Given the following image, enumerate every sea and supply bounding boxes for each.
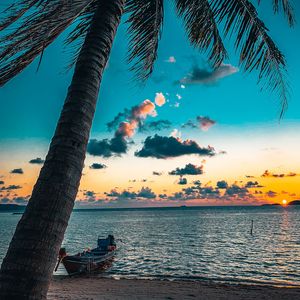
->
[1,206,300,286]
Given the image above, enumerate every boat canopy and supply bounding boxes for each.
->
[97,235,115,250]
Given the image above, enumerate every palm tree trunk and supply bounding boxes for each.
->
[0,1,125,299]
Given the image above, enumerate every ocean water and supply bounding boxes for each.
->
[1,206,300,286]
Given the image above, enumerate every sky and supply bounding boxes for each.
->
[0,1,300,208]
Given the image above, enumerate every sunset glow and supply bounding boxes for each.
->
[0,2,299,208]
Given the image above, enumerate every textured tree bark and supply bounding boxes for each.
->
[0,1,125,299]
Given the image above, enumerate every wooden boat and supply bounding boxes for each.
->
[56,235,117,275]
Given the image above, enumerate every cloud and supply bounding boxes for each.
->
[245,181,263,188]
[197,116,216,131]
[139,120,172,132]
[89,163,107,170]
[176,94,182,100]
[225,184,248,196]
[106,187,156,200]
[170,129,181,138]
[76,187,158,208]
[0,197,10,204]
[14,196,29,205]
[165,56,176,63]
[266,190,277,198]
[181,120,197,129]
[219,150,227,155]
[0,195,30,205]
[182,116,216,131]
[261,170,299,178]
[107,99,157,132]
[155,92,166,107]
[153,171,163,176]
[107,189,137,199]
[83,190,97,202]
[1,185,22,191]
[84,191,96,197]
[10,168,24,174]
[166,178,275,203]
[216,180,228,189]
[199,186,220,198]
[135,134,216,159]
[90,100,156,157]
[178,177,188,185]
[167,180,257,203]
[87,136,127,157]
[281,190,297,197]
[169,163,204,176]
[179,63,239,85]
[29,157,45,164]
[137,187,156,199]
[159,193,167,199]
[131,99,157,119]
[193,180,201,185]
[106,109,130,131]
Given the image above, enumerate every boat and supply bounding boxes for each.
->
[56,235,117,275]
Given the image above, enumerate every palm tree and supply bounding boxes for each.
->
[0,0,294,299]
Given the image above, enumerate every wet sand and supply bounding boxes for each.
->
[48,277,300,299]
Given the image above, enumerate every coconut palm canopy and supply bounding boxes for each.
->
[0,0,295,113]
[0,0,299,208]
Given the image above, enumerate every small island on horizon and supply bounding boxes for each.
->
[1,201,300,213]
[261,200,300,206]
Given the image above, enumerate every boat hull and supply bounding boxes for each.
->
[62,250,116,275]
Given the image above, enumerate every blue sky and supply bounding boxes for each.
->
[0,1,299,139]
[0,1,299,207]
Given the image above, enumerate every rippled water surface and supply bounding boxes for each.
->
[1,206,300,285]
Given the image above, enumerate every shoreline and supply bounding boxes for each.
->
[48,277,300,299]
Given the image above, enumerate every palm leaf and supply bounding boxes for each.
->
[0,0,42,31]
[0,0,94,86]
[272,0,295,26]
[175,0,228,67]
[257,0,295,26]
[213,0,289,117]
[65,0,99,69]
[126,0,164,81]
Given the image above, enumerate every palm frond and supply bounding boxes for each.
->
[257,0,295,26]
[272,0,295,26]
[176,0,228,67]
[65,0,99,69]
[126,0,164,81]
[213,0,289,117]
[0,0,41,31]
[0,0,94,86]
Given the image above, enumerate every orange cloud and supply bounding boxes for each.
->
[155,93,166,107]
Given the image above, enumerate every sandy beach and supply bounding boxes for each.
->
[48,277,300,300]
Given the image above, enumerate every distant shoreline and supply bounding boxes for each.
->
[48,277,300,300]
[1,203,300,213]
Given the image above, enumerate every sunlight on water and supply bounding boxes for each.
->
[1,206,300,285]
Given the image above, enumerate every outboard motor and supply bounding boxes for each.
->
[108,235,116,246]
[107,235,116,251]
